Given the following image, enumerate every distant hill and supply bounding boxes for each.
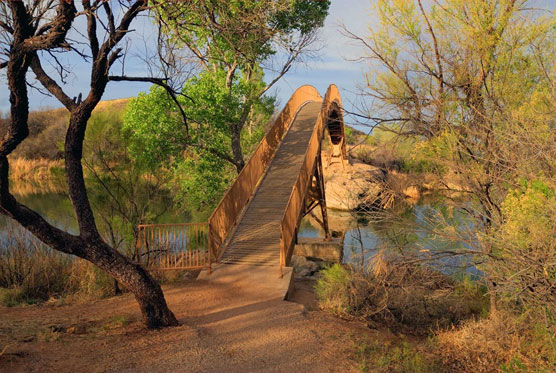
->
[1,98,131,160]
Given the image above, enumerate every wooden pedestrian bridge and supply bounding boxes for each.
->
[136,84,347,297]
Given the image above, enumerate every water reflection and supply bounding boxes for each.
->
[299,195,480,276]
[0,189,191,244]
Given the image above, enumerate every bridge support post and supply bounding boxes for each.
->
[302,151,331,240]
[315,151,331,240]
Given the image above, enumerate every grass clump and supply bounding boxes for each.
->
[0,223,124,306]
[101,314,134,331]
[436,312,556,372]
[354,338,439,373]
[315,252,487,334]
[0,226,73,305]
[315,264,352,317]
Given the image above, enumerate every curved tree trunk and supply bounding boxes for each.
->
[83,239,178,328]
[1,0,179,329]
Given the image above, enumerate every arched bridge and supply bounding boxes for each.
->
[136,85,346,284]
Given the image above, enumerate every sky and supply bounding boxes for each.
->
[0,0,375,122]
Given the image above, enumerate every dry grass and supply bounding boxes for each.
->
[8,158,63,182]
[436,311,556,372]
[0,224,121,306]
[316,252,488,335]
[0,225,73,305]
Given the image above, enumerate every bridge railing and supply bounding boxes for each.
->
[208,85,322,260]
[136,223,210,270]
[280,85,343,268]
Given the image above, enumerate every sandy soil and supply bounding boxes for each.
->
[0,278,379,372]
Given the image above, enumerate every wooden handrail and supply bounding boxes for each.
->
[208,85,322,260]
[280,84,344,268]
[136,223,210,271]
[138,222,209,228]
[136,84,345,273]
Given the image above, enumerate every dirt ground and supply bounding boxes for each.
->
[0,278,382,372]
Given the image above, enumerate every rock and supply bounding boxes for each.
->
[291,255,308,269]
[291,255,321,278]
[403,185,420,199]
[323,157,381,211]
[66,325,87,335]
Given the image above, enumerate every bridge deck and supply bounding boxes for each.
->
[220,101,322,265]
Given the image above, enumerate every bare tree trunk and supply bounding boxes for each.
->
[83,238,178,328]
[1,0,178,329]
[230,124,245,173]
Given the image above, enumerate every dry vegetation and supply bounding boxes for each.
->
[0,224,122,306]
[8,158,63,183]
[0,99,130,184]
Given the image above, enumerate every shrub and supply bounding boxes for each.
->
[0,225,73,305]
[436,311,556,372]
[488,178,556,315]
[316,252,488,334]
[314,264,354,316]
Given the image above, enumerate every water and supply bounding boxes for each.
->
[299,195,480,276]
[2,188,479,276]
[0,188,191,248]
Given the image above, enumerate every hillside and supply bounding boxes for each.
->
[1,98,131,160]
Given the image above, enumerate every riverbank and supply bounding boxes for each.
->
[322,146,466,212]
[0,276,397,372]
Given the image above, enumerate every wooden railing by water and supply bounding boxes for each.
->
[136,84,346,273]
[136,223,210,270]
[207,85,322,260]
[280,85,344,269]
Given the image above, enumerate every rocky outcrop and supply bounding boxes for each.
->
[322,156,382,211]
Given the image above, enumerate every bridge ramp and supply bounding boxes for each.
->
[219,101,322,266]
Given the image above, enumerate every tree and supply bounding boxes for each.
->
[124,69,274,209]
[0,0,178,329]
[151,0,331,172]
[348,0,556,314]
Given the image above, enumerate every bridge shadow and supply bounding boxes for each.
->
[182,297,284,327]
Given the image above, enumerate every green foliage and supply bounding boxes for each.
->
[123,87,186,168]
[157,0,330,68]
[182,68,274,157]
[85,108,174,251]
[488,177,556,314]
[172,155,231,210]
[500,178,556,251]
[314,264,352,316]
[124,69,274,209]
[354,339,439,373]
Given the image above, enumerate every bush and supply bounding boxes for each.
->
[0,225,73,304]
[0,223,124,305]
[315,264,353,316]
[316,252,488,334]
[436,311,556,372]
[489,178,556,315]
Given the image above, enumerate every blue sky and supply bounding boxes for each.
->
[0,0,375,122]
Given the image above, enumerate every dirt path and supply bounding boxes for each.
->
[0,278,375,372]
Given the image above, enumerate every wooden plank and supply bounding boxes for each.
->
[221,102,321,265]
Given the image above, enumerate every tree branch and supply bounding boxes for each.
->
[29,53,76,111]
